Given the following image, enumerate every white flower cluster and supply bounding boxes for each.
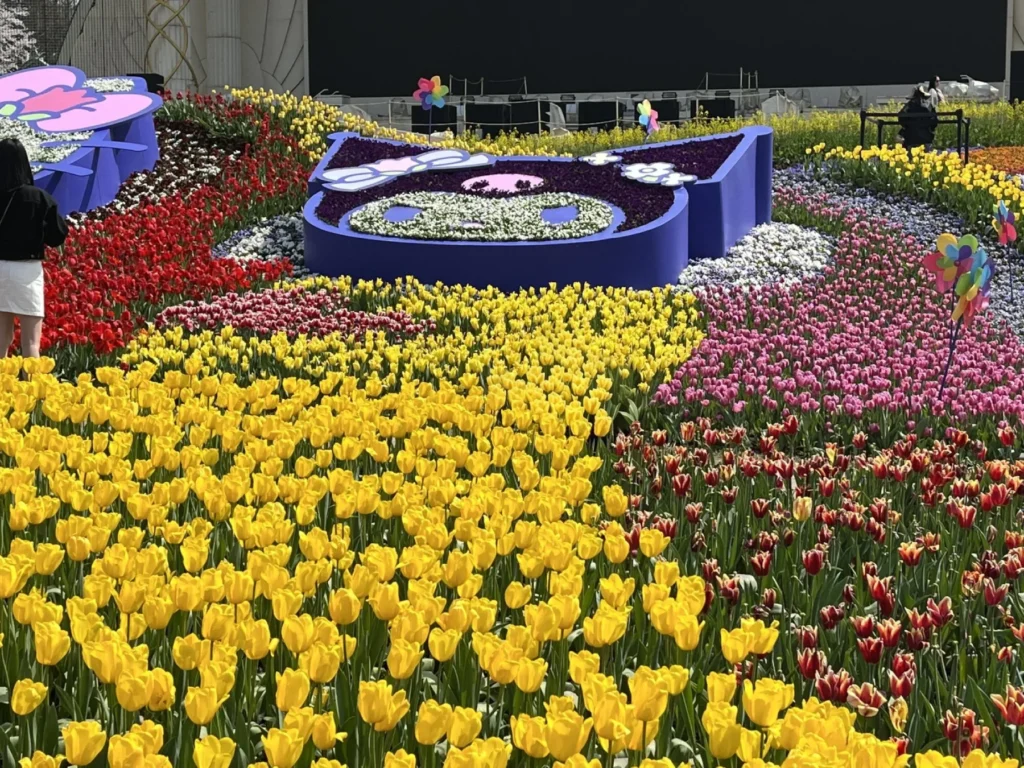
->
[678,222,833,292]
[621,162,695,188]
[214,213,307,275]
[350,191,613,242]
[0,115,93,170]
[579,151,621,166]
[83,77,138,93]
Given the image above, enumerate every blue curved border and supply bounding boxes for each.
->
[304,126,772,290]
[23,74,161,215]
[32,113,160,214]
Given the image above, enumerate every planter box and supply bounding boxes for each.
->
[304,126,773,290]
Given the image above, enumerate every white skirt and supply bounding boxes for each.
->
[0,260,45,317]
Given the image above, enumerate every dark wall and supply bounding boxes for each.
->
[309,1,1007,97]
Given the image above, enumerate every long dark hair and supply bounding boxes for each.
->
[929,76,940,91]
[0,138,34,192]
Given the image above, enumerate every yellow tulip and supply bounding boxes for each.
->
[447,706,483,748]
[629,666,670,722]
[387,639,424,680]
[415,700,453,745]
[275,668,311,712]
[62,721,107,766]
[115,670,152,712]
[193,735,236,768]
[706,671,738,703]
[262,728,304,768]
[511,714,550,758]
[312,712,346,751]
[34,621,71,665]
[741,678,794,728]
[384,750,416,768]
[184,686,227,725]
[545,709,593,761]
[11,679,48,715]
[106,734,146,768]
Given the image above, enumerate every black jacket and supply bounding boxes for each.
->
[897,101,938,148]
[0,185,69,261]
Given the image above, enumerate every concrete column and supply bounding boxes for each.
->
[206,0,241,89]
[144,0,196,93]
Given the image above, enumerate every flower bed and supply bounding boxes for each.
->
[969,146,1024,175]
[154,284,435,339]
[805,144,1022,234]
[4,84,1024,768]
[656,185,1024,435]
[608,416,1024,756]
[68,121,245,225]
[349,191,615,241]
[212,212,306,273]
[227,84,1024,167]
[678,221,833,290]
[125,277,704,388]
[778,167,1024,338]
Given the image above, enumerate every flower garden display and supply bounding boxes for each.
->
[304,129,772,289]
[4,80,1024,768]
[0,66,164,214]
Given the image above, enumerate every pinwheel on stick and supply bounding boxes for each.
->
[992,200,1018,304]
[637,99,659,142]
[924,233,995,397]
[413,75,450,143]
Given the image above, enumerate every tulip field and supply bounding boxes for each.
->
[6,88,1024,768]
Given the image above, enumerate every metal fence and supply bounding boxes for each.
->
[1,0,147,77]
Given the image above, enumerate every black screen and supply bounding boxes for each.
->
[308,1,1007,97]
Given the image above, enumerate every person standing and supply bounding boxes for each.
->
[0,138,68,358]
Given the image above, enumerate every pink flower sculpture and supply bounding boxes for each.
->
[0,66,163,133]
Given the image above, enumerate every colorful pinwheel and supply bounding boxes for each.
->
[923,232,977,293]
[993,200,1017,245]
[952,246,994,326]
[413,76,449,110]
[637,99,659,137]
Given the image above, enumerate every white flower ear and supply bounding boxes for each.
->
[580,151,622,166]
[322,167,393,193]
[418,150,495,171]
[319,148,495,192]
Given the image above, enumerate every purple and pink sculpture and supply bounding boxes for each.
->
[0,66,163,215]
[304,127,773,290]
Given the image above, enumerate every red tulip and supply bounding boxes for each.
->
[856,637,884,664]
[798,649,827,679]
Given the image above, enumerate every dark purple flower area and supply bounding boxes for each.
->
[622,135,742,176]
[315,135,742,231]
[325,138,421,170]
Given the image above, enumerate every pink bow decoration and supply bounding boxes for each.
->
[0,66,163,133]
